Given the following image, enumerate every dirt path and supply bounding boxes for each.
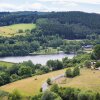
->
[42,74,65,92]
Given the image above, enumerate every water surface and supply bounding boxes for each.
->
[0,54,75,65]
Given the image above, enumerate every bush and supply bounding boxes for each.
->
[41,91,62,100]
[31,94,42,100]
[84,60,91,68]
[65,67,80,78]
[18,29,23,33]
[93,45,100,60]
[47,78,52,85]
[10,74,19,82]
[50,84,59,93]
[65,68,73,78]
[78,91,96,100]
[8,90,22,100]
[73,67,80,77]
[95,62,100,68]
[18,66,32,77]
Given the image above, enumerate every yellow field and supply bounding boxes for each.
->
[0,23,36,37]
[0,69,66,96]
[54,68,100,93]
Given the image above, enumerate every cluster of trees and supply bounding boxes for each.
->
[0,40,40,57]
[0,11,38,26]
[62,53,91,68]
[0,33,63,57]
[0,60,50,86]
[65,67,80,78]
[92,44,100,60]
[47,60,63,71]
[0,59,65,86]
[32,84,100,100]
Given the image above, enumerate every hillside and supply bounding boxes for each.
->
[0,11,100,39]
[0,69,66,96]
[54,68,100,92]
[0,68,100,96]
[0,23,36,37]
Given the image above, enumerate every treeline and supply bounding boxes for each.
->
[0,11,100,39]
[0,11,38,26]
[0,59,64,86]
[0,34,63,56]
[31,84,100,100]
[1,86,100,100]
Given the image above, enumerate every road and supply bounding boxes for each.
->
[42,74,65,92]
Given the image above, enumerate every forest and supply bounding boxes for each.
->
[0,11,100,57]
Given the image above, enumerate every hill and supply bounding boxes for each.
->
[54,68,100,93]
[0,11,100,39]
[0,23,36,37]
[0,69,66,96]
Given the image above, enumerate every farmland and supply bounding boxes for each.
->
[0,23,36,37]
[0,68,66,96]
[54,68,100,93]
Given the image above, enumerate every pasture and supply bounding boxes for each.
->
[0,23,36,37]
[0,68,66,96]
[54,68,100,93]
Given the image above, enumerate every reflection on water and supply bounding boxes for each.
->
[0,54,75,65]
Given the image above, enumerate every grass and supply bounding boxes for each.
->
[54,68,100,93]
[0,69,66,96]
[32,47,59,55]
[84,48,93,53]
[0,61,14,67]
[0,23,36,37]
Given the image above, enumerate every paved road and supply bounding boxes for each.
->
[42,74,65,92]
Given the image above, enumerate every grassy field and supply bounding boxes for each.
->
[0,69,66,96]
[32,47,59,55]
[0,61,14,67]
[54,68,100,93]
[0,23,36,37]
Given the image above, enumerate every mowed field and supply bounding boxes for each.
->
[0,23,36,37]
[54,68,100,93]
[0,69,66,96]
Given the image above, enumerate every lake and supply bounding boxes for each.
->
[0,54,75,65]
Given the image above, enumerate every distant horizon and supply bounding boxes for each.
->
[0,11,100,14]
[0,0,100,14]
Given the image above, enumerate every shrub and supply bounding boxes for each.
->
[65,67,80,78]
[41,91,62,100]
[18,66,32,77]
[78,91,96,100]
[10,74,19,82]
[95,62,100,68]
[65,68,73,78]
[73,67,80,77]
[50,84,59,93]
[8,90,22,100]
[18,29,23,33]
[47,78,52,85]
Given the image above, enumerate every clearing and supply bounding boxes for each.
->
[0,23,36,37]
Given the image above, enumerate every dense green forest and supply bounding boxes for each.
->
[0,11,100,38]
[0,11,100,56]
